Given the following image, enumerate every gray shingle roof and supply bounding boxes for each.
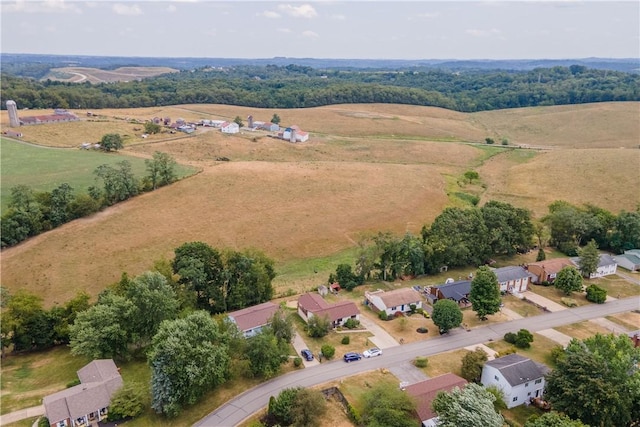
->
[437,280,471,302]
[485,354,549,387]
[493,266,532,283]
[570,254,618,269]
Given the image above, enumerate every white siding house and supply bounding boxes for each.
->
[492,266,533,294]
[615,250,640,272]
[220,121,239,134]
[481,354,549,408]
[570,254,618,278]
[364,288,423,316]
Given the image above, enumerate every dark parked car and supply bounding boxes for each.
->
[343,352,362,362]
[301,349,314,361]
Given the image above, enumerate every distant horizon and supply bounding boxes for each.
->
[1,1,638,60]
[3,52,639,62]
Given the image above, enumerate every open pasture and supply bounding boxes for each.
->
[42,66,178,84]
[0,138,196,212]
[1,101,639,306]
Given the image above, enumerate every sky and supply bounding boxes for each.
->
[1,0,638,60]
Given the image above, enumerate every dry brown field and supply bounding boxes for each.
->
[1,102,639,306]
[43,66,178,83]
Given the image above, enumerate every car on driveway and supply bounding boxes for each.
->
[363,347,382,358]
[301,349,314,361]
[343,352,362,362]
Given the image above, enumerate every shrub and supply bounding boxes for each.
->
[561,297,577,307]
[393,311,404,318]
[536,248,546,262]
[550,345,565,364]
[585,284,607,304]
[344,318,360,329]
[108,382,145,421]
[38,417,50,427]
[321,344,335,359]
[504,332,517,344]
[501,138,509,146]
[293,357,302,367]
[541,280,551,287]
[347,402,362,425]
[66,378,81,388]
[409,304,417,314]
[485,137,495,144]
[378,311,388,321]
[414,357,428,368]
[341,336,350,345]
[496,347,517,357]
[515,329,534,349]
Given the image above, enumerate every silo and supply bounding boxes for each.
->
[6,100,19,127]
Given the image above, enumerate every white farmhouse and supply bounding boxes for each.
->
[220,121,240,134]
[481,354,549,408]
[570,254,617,278]
[364,288,423,317]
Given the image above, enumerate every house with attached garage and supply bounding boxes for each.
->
[614,249,640,272]
[404,373,468,427]
[297,293,360,328]
[43,359,123,427]
[364,288,423,316]
[480,353,550,408]
[570,253,617,278]
[227,301,279,338]
[491,266,533,294]
[526,258,573,284]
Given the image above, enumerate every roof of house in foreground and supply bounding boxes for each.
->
[405,373,467,421]
[485,353,549,387]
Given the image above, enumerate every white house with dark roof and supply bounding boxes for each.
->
[492,266,533,293]
[297,293,359,328]
[480,354,549,408]
[364,288,423,316]
[614,250,640,272]
[570,253,617,278]
[43,359,123,427]
[227,301,279,338]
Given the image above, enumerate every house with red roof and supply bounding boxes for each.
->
[227,301,279,338]
[297,293,359,328]
[526,258,573,284]
[404,373,468,427]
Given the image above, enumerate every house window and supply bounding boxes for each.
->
[525,382,529,387]
[535,379,542,384]
[57,422,68,427]
[494,375,499,381]
[528,392,531,396]
[512,397,518,402]
[391,306,396,310]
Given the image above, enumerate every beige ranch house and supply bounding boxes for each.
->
[364,288,423,316]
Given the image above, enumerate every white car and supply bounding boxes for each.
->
[363,347,382,358]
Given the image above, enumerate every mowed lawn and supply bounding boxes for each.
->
[0,138,197,212]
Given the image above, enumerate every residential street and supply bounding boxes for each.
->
[193,295,640,427]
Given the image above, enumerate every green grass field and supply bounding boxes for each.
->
[0,138,197,213]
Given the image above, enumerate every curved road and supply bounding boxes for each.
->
[195,296,640,427]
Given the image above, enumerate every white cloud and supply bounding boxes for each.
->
[466,28,501,37]
[261,10,281,18]
[113,3,143,16]
[302,30,319,39]
[3,0,81,14]
[278,4,317,19]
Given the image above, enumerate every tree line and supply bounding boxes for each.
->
[1,149,178,248]
[2,64,638,113]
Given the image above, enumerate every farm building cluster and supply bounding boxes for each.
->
[5,100,79,127]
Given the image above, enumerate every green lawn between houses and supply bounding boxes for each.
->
[0,138,197,213]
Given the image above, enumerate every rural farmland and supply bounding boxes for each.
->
[1,101,639,306]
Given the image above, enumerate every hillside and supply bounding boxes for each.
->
[1,102,638,306]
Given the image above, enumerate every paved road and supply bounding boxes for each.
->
[194,295,640,427]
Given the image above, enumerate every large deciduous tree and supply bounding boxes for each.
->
[100,133,124,151]
[362,383,417,427]
[149,311,230,417]
[145,151,177,190]
[610,210,640,253]
[94,161,139,205]
[577,239,600,278]
[431,299,463,334]
[245,329,289,378]
[461,347,488,382]
[69,292,135,360]
[544,334,640,427]
[431,383,504,427]
[172,241,224,312]
[469,266,502,320]
[481,200,534,255]
[1,290,53,352]
[554,266,583,295]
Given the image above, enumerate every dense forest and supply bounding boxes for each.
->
[2,64,639,112]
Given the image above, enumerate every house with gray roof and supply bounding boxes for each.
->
[615,250,640,272]
[492,266,533,294]
[227,301,279,338]
[570,253,617,278]
[426,280,471,305]
[43,359,122,427]
[480,354,549,408]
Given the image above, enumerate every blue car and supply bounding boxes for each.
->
[343,352,362,362]
[301,349,314,361]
